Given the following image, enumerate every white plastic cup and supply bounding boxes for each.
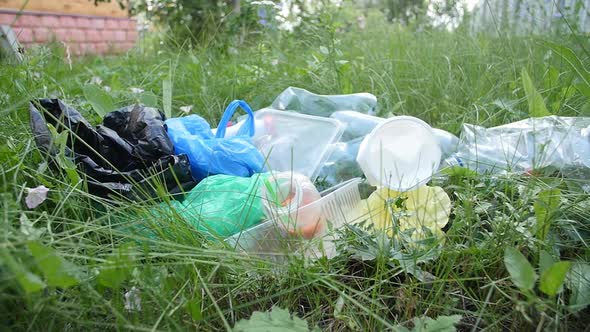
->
[357,116,442,192]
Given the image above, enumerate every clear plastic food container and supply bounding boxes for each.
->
[252,108,344,181]
[225,178,363,259]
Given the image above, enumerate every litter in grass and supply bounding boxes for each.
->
[28,87,590,262]
[29,99,195,198]
[165,100,265,181]
[25,185,49,209]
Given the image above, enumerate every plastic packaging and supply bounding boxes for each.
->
[317,137,364,188]
[252,109,344,180]
[361,185,451,244]
[29,99,196,198]
[330,111,384,141]
[432,128,460,158]
[271,87,378,116]
[357,116,442,192]
[453,116,590,175]
[226,178,363,257]
[165,100,265,181]
[318,113,459,188]
[260,172,323,239]
[165,174,269,238]
[331,111,459,154]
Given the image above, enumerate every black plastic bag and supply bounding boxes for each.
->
[29,99,196,199]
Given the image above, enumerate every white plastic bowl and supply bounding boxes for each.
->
[357,116,441,192]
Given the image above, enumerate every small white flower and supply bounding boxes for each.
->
[357,15,367,29]
[180,105,193,114]
[250,0,280,9]
[130,87,145,94]
[270,59,279,66]
[103,86,112,93]
[90,76,103,85]
[25,185,49,209]
[124,287,141,312]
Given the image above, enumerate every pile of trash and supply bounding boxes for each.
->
[29,87,590,258]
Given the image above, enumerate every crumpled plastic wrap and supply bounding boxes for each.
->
[454,116,590,176]
[29,99,196,198]
[271,87,378,117]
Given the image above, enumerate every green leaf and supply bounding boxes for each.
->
[138,91,158,107]
[96,244,135,289]
[547,42,590,97]
[96,251,133,289]
[163,77,172,119]
[83,84,115,117]
[534,189,561,240]
[185,295,202,321]
[97,261,128,289]
[573,82,590,98]
[410,315,462,332]
[540,261,571,296]
[504,247,537,291]
[0,248,46,294]
[17,271,47,294]
[543,66,560,89]
[233,306,310,332]
[522,68,550,117]
[27,241,79,288]
[565,262,590,312]
[539,250,556,275]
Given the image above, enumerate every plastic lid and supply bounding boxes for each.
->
[357,116,441,192]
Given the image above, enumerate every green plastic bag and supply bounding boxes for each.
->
[167,174,269,238]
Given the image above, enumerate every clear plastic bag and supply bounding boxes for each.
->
[330,111,383,141]
[453,116,590,175]
[271,87,378,117]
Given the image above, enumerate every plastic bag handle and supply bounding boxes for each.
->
[215,100,255,138]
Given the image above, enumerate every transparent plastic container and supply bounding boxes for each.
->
[225,178,363,258]
[252,109,344,180]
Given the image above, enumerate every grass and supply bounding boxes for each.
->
[1,7,590,331]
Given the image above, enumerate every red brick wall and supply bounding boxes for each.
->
[0,9,137,55]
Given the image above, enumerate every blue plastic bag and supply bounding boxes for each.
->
[166,100,265,181]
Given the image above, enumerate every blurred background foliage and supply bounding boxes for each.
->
[92,0,470,45]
